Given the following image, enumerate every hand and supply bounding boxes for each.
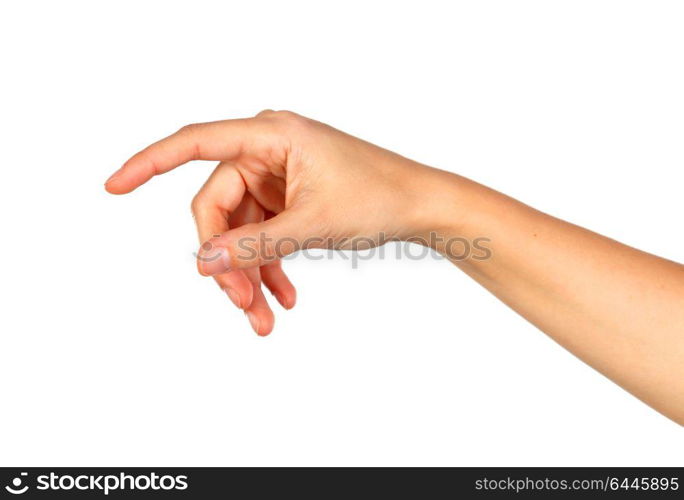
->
[106,110,684,423]
[105,110,446,335]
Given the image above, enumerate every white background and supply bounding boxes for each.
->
[0,1,682,466]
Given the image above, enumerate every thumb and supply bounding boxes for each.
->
[196,209,317,276]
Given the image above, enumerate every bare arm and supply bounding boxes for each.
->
[106,111,684,424]
[421,172,684,424]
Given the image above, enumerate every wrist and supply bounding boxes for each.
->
[403,165,480,243]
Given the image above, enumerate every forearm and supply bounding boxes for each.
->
[109,111,683,422]
[420,170,684,424]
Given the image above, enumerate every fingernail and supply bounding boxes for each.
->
[245,312,260,335]
[223,287,242,309]
[198,246,231,276]
[105,167,124,185]
[275,292,293,310]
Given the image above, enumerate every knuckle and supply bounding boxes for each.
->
[255,109,276,118]
[271,110,311,134]
[254,110,312,137]
[177,122,202,135]
[190,193,208,215]
[259,109,303,125]
[273,110,303,125]
[271,109,298,120]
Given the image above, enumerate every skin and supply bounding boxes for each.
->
[105,110,684,425]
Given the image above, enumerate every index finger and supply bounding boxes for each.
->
[105,118,274,194]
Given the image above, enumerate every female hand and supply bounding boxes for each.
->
[107,110,684,423]
[105,110,450,335]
